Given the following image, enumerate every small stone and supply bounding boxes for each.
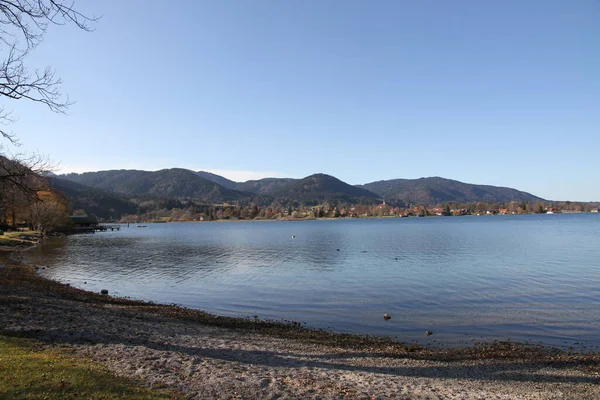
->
[100,289,109,295]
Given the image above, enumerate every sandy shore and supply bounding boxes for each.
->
[1,264,599,399]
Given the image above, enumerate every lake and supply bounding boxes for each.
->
[27,214,600,349]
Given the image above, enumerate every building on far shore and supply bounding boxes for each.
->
[70,215,99,233]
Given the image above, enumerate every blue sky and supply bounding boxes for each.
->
[7,0,600,201]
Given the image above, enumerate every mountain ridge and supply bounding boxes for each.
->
[358,176,543,205]
[48,177,139,220]
[58,168,545,206]
[61,168,250,203]
[270,173,380,206]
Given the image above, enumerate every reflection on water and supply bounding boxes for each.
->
[26,215,600,348]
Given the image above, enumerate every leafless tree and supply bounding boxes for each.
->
[0,152,50,195]
[0,152,52,226]
[28,195,69,234]
[0,0,98,142]
[0,1,97,216]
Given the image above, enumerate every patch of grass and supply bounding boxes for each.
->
[0,335,179,400]
[1,231,23,238]
[0,230,39,238]
[0,231,40,250]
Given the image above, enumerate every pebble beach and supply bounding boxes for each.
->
[1,263,599,399]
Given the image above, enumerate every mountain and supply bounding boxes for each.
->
[359,177,544,205]
[273,173,380,205]
[58,168,545,207]
[194,172,297,196]
[49,177,138,220]
[236,178,298,195]
[60,168,250,203]
[195,171,237,189]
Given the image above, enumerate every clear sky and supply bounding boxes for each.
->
[7,0,600,201]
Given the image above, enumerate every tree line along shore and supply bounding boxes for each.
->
[1,195,598,237]
[119,199,598,224]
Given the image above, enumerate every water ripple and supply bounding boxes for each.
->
[26,214,600,348]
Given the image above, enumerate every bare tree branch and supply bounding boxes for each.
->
[0,0,97,199]
[0,152,53,198]
[0,0,98,51]
[0,105,17,143]
[0,1,97,116]
[0,44,72,113]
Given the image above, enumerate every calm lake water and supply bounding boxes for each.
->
[27,214,600,348]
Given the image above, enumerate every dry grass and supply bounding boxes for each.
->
[0,231,40,251]
[0,335,181,400]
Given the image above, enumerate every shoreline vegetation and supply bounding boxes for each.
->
[5,211,595,239]
[123,209,598,225]
[119,204,599,225]
[50,170,600,224]
[0,334,178,400]
[2,256,600,398]
[0,231,42,252]
[129,212,600,227]
[173,210,597,223]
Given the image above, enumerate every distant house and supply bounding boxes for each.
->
[430,207,443,216]
[70,215,99,233]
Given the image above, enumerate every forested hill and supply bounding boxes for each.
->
[195,171,237,189]
[48,177,138,220]
[61,169,250,203]
[58,171,382,206]
[194,172,298,196]
[58,169,546,207]
[271,174,380,205]
[235,178,298,195]
[359,177,545,205]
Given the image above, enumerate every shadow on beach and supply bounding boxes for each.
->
[2,263,600,394]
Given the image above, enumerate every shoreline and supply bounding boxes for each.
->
[12,264,600,358]
[2,263,600,398]
[121,212,599,224]
[0,231,42,253]
[11,234,600,352]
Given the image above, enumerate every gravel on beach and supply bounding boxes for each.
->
[1,264,599,399]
